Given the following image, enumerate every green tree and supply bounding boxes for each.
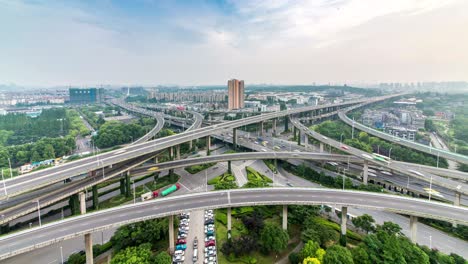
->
[351,214,376,234]
[259,223,289,253]
[111,219,168,252]
[377,222,402,236]
[300,240,320,260]
[351,246,370,264]
[110,244,153,264]
[303,257,321,264]
[153,252,171,264]
[322,245,353,264]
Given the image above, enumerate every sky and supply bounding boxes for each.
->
[1,0,468,87]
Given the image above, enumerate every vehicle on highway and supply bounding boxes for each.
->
[273,146,281,151]
[173,254,185,262]
[205,219,214,225]
[381,171,392,176]
[147,166,159,172]
[341,145,349,150]
[286,182,294,187]
[174,250,185,256]
[408,169,424,177]
[161,183,181,196]
[361,153,373,159]
[262,148,267,152]
[322,136,328,140]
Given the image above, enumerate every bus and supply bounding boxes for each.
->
[372,153,391,164]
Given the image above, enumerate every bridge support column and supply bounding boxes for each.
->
[454,192,461,206]
[363,160,369,185]
[260,122,264,137]
[92,185,99,210]
[282,205,288,230]
[227,161,232,174]
[227,207,232,239]
[189,140,193,151]
[169,147,174,160]
[233,128,237,150]
[79,192,86,214]
[284,116,289,132]
[304,135,308,149]
[169,215,175,253]
[125,172,131,198]
[297,131,301,145]
[176,145,181,160]
[85,233,93,264]
[154,156,158,164]
[340,206,347,246]
[410,216,418,243]
[206,136,211,156]
[272,119,277,136]
[320,142,324,153]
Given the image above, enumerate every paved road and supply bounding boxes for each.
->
[430,133,459,170]
[0,188,466,261]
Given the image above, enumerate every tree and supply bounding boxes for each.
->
[259,223,289,253]
[153,252,171,264]
[111,219,168,252]
[351,214,376,234]
[322,245,354,264]
[303,257,321,264]
[377,222,402,236]
[351,246,370,264]
[110,244,153,264]
[300,240,320,260]
[242,211,264,237]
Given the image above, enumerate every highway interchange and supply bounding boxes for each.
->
[1,93,468,262]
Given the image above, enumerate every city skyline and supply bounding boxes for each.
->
[1,0,468,86]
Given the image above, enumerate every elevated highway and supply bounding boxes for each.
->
[338,108,468,164]
[1,95,398,199]
[0,188,466,261]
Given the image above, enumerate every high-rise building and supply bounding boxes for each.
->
[69,88,104,104]
[228,79,244,110]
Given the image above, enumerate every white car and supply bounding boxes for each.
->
[205,236,215,242]
[204,246,216,252]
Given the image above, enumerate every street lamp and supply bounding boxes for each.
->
[132,180,136,204]
[340,133,344,146]
[388,147,393,160]
[428,175,433,202]
[1,169,7,196]
[33,200,41,226]
[436,152,440,168]
[60,246,64,264]
[7,158,13,179]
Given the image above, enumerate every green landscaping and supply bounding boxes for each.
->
[185,162,216,174]
[244,166,272,188]
[208,172,237,190]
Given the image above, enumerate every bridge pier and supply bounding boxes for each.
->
[320,142,324,153]
[79,192,86,214]
[189,140,193,151]
[284,116,289,132]
[304,135,308,149]
[363,160,369,185]
[176,145,181,160]
[227,161,232,174]
[340,206,347,246]
[206,136,211,156]
[233,128,237,150]
[272,119,277,136]
[85,233,93,264]
[169,147,174,160]
[169,215,175,253]
[410,216,418,243]
[154,156,158,164]
[260,122,264,137]
[125,172,131,198]
[297,131,301,145]
[282,205,288,230]
[92,185,99,210]
[227,207,232,239]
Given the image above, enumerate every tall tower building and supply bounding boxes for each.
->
[228,79,244,110]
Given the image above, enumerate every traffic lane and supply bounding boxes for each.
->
[0,193,230,258]
[227,189,468,222]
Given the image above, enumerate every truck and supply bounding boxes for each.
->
[140,183,181,201]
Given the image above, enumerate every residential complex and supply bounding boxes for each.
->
[228,79,245,110]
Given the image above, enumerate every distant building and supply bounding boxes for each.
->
[69,88,104,104]
[385,126,417,141]
[228,79,244,110]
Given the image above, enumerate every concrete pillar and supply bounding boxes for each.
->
[410,215,417,243]
[454,192,461,206]
[85,233,93,264]
[320,142,324,153]
[92,185,99,210]
[363,160,369,185]
[233,128,237,150]
[189,140,193,150]
[272,119,277,136]
[297,131,301,145]
[169,215,175,253]
[79,192,86,214]
[282,205,287,230]
[169,147,174,160]
[304,135,308,149]
[125,172,131,198]
[227,161,232,174]
[260,122,264,137]
[154,156,158,164]
[206,136,211,155]
[340,206,347,246]
[176,145,181,160]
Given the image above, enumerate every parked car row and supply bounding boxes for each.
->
[204,209,217,264]
[173,212,190,263]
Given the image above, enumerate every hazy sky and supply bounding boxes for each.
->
[1,0,467,86]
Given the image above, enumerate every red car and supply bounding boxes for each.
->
[177,239,186,244]
[341,145,349,150]
[205,240,216,247]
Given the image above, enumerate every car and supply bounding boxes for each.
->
[286,182,294,187]
[204,246,216,252]
[205,236,215,242]
[205,224,214,228]
[361,153,373,159]
[204,256,216,263]
[205,240,216,247]
[262,148,267,152]
[174,250,185,256]
[176,244,187,250]
[173,255,185,262]
[177,239,186,244]
[205,230,214,236]
[293,149,300,152]
[322,136,328,140]
[205,219,214,225]
[206,250,216,256]
[194,237,198,248]
[380,171,392,176]
[177,233,187,239]
[341,145,349,150]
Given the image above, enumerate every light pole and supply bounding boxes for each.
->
[132,180,136,204]
[436,152,440,168]
[428,175,433,202]
[340,133,344,147]
[429,235,432,249]
[33,200,41,226]
[1,170,7,196]
[60,246,64,264]
[7,158,13,179]
[205,170,208,192]
[388,147,392,160]
[351,117,355,139]
[377,145,380,154]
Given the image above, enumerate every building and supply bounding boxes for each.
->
[228,79,244,110]
[69,88,104,104]
[385,126,417,141]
